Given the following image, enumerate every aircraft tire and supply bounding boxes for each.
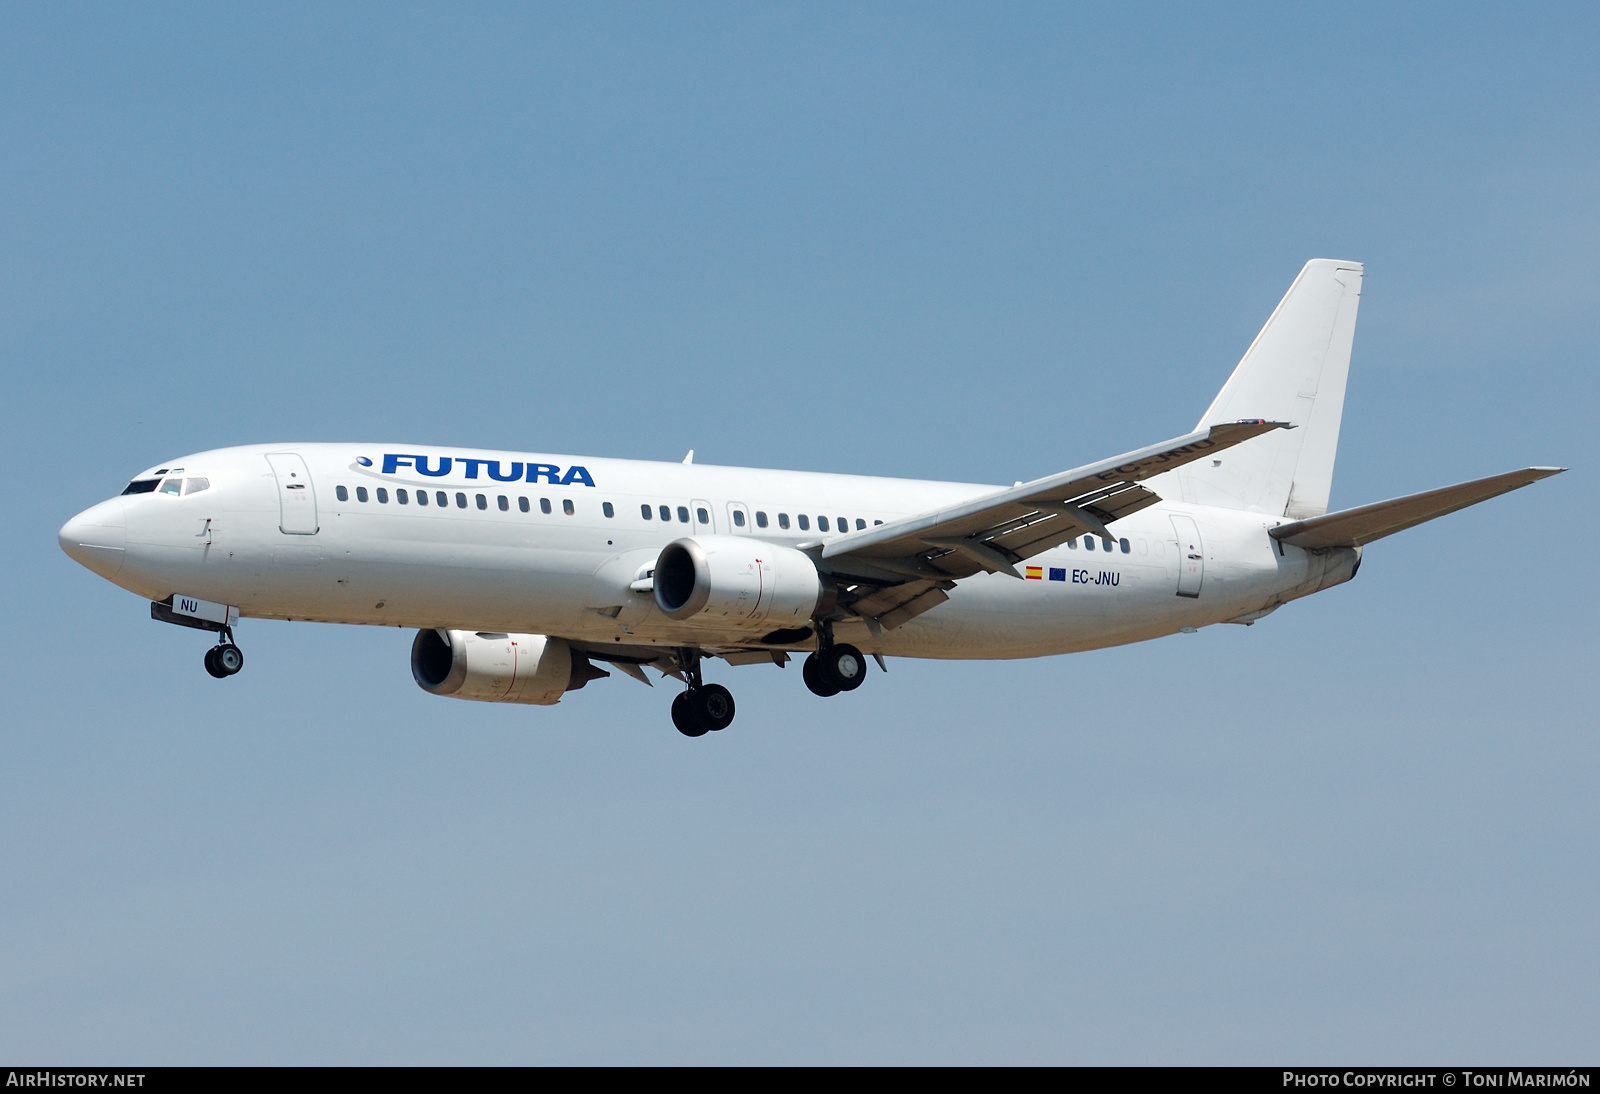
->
[203,647,228,679]
[803,653,841,697]
[672,692,709,737]
[217,644,245,675]
[690,684,735,732]
[823,644,867,692]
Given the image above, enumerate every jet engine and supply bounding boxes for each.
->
[410,629,607,705]
[653,535,822,628]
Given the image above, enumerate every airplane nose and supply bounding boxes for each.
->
[60,498,128,579]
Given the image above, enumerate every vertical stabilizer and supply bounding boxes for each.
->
[1168,259,1362,518]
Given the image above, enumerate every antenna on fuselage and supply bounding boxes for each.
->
[682,450,694,465]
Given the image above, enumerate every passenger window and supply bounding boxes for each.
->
[677,506,689,523]
[756,511,768,528]
[456,493,467,509]
[1066,537,1076,549]
[603,502,614,518]
[1102,537,1114,551]
[474,494,486,510]
[1085,536,1095,550]
[732,510,745,527]
[818,516,829,532]
[376,488,388,503]
[659,505,671,522]
[498,495,509,511]
[336,485,349,502]
[641,504,653,520]
[798,515,810,531]
[696,507,709,524]
[356,486,369,502]
[778,513,790,530]
[436,491,448,507]
[856,519,865,530]
[160,478,182,496]
[564,499,575,515]
[837,517,847,532]
[417,490,428,507]
[184,477,210,495]
[540,498,552,514]
[519,497,529,513]
[397,488,409,504]
[874,520,882,526]
[1119,538,1130,554]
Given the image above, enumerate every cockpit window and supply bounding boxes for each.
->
[184,477,210,495]
[159,478,183,496]
[121,479,160,495]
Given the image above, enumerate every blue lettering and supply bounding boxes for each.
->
[487,460,524,482]
[381,454,414,474]
[526,463,561,484]
[560,465,596,488]
[415,456,453,477]
[1073,569,1088,583]
[458,459,487,480]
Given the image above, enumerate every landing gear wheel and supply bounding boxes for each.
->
[689,684,736,732]
[672,692,709,737]
[803,653,841,697]
[822,643,867,692]
[203,647,228,679]
[215,643,244,675]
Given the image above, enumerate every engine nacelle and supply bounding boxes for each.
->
[653,536,822,628]
[411,629,605,705]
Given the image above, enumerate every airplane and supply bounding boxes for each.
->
[59,260,1564,737]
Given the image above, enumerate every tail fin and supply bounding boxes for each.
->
[1175,259,1363,518]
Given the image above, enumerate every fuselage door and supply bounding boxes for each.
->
[265,452,319,535]
[727,502,752,535]
[692,499,716,536]
[1170,513,1203,598]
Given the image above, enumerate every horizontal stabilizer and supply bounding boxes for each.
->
[1269,467,1565,549]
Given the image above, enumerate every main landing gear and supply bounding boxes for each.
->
[671,648,736,737]
[203,627,245,679]
[803,631,868,698]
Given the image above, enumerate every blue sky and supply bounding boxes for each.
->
[2,4,1596,1063]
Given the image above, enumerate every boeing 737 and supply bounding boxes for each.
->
[60,260,1563,736]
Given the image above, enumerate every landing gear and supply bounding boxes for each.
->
[671,649,737,737]
[203,628,244,679]
[804,639,867,697]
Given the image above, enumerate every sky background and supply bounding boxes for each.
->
[2,3,1597,1064]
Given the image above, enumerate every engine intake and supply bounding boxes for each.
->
[411,630,606,705]
[653,536,822,628]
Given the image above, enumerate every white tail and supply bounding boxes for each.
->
[1173,259,1363,519]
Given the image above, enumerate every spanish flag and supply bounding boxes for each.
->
[1025,566,1043,580]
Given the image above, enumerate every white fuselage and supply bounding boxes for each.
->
[61,442,1360,661]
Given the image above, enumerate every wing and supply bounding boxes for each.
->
[818,420,1289,627]
[1269,467,1564,549]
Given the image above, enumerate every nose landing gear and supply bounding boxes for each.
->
[670,648,736,737]
[203,628,245,679]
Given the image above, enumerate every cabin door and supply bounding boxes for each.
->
[1170,514,1203,598]
[265,452,319,535]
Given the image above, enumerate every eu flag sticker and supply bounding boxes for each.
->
[1049,567,1066,581]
